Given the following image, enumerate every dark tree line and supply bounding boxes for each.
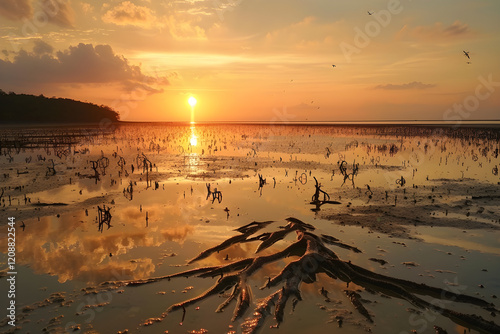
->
[0,90,120,124]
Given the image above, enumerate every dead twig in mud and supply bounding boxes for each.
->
[310,177,340,212]
[311,177,330,202]
[114,218,500,334]
[54,146,70,159]
[97,205,112,232]
[205,183,222,203]
[136,153,153,188]
[211,188,222,203]
[396,175,406,187]
[205,183,212,200]
[45,159,56,176]
[97,155,109,176]
[80,160,101,183]
[339,160,359,188]
[117,155,126,170]
[257,174,266,195]
[123,181,133,201]
[365,184,373,196]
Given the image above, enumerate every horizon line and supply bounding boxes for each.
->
[119,119,500,126]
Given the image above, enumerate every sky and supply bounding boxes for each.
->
[0,0,499,122]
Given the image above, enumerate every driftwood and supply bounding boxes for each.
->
[110,218,500,333]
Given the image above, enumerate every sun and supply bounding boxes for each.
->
[188,96,197,107]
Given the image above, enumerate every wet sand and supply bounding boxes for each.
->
[0,123,499,334]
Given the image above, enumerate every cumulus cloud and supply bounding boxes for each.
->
[0,42,168,92]
[101,1,210,39]
[5,211,194,284]
[102,1,155,27]
[375,81,436,90]
[0,0,32,20]
[32,39,54,55]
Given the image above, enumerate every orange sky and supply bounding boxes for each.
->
[1,0,499,122]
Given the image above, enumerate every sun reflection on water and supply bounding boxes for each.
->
[189,125,197,147]
[189,133,197,146]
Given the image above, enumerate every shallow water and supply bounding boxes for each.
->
[1,123,499,333]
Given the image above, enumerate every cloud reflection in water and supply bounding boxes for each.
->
[5,210,193,283]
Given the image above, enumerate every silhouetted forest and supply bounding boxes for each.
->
[0,90,120,124]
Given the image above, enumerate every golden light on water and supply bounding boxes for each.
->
[189,126,197,146]
[190,134,197,146]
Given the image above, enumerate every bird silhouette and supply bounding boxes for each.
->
[463,51,470,59]
[367,11,373,15]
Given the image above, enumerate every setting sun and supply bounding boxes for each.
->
[188,96,197,107]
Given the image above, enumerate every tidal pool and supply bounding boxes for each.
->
[1,123,499,333]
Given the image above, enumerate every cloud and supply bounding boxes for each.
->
[0,42,168,92]
[1,211,194,283]
[375,81,436,90]
[264,16,344,51]
[165,14,207,40]
[400,21,473,41]
[443,21,471,36]
[32,39,54,55]
[0,0,32,21]
[102,1,156,27]
[0,0,74,27]
[35,0,75,28]
[81,2,94,15]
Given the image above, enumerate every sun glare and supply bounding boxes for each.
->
[190,134,197,146]
[188,96,197,107]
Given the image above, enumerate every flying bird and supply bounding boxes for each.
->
[463,51,470,59]
[367,11,373,15]
[20,221,26,231]
[332,64,336,68]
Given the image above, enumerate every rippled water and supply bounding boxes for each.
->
[0,123,499,334]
